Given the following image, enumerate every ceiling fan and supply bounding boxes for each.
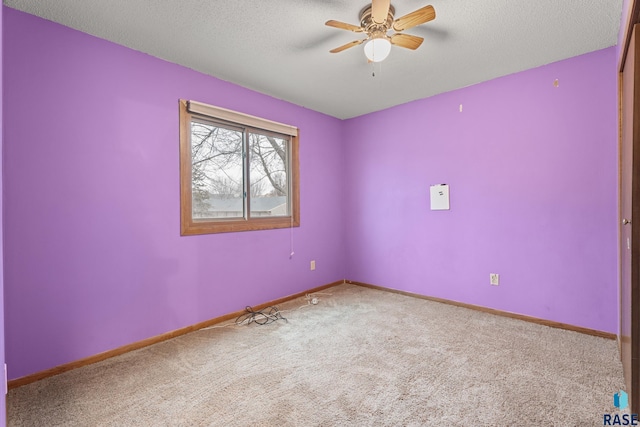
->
[325,0,436,63]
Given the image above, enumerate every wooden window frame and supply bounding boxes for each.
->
[179,99,300,235]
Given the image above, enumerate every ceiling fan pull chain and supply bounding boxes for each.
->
[372,61,383,78]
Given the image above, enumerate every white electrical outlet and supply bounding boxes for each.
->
[490,273,499,286]
[310,260,316,271]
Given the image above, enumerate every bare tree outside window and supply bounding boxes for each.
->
[180,99,299,235]
[249,133,288,218]
[190,121,243,219]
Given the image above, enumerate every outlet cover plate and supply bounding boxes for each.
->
[490,273,499,286]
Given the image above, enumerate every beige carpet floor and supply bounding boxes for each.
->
[8,283,626,426]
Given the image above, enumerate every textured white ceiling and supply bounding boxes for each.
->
[4,0,624,119]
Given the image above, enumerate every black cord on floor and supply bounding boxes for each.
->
[235,306,288,326]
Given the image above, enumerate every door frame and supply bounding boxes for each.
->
[620,1,640,414]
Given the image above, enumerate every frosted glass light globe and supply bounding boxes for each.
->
[364,37,391,62]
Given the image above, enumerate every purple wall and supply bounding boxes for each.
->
[3,8,345,380]
[343,47,618,333]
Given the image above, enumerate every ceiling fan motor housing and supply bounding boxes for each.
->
[360,4,395,38]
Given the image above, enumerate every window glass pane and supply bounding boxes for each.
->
[249,133,289,218]
[190,120,244,219]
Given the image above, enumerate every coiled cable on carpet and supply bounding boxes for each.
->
[200,292,332,330]
[235,306,287,326]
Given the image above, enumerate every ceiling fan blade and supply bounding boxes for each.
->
[390,33,424,50]
[330,39,366,53]
[325,20,364,33]
[371,0,391,24]
[393,5,436,32]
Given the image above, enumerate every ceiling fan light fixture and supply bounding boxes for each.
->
[364,37,391,62]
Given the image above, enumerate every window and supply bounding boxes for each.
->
[179,100,299,235]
